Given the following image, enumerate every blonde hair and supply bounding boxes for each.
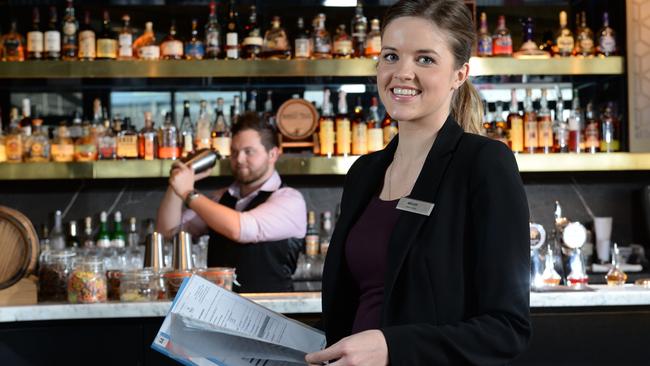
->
[382,0,483,133]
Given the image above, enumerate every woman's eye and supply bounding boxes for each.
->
[417,55,434,65]
[382,53,398,62]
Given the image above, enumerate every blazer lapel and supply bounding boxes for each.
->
[382,116,465,315]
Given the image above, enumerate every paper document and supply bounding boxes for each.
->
[152,275,326,366]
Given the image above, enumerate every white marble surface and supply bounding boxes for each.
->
[2,286,650,323]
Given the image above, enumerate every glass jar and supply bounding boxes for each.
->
[195,267,236,291]
[38,250,76,302]
[119,269,160,302]
[162,270,193,299]
[67,257,107,303]
[106,270,122,301]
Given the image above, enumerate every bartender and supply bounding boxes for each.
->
[156,112,307,293]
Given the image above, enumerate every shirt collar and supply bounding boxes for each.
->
[227,170,282,199]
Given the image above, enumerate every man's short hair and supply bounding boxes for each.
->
[231,112,279,151]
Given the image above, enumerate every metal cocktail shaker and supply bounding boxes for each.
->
[180,148,218,174]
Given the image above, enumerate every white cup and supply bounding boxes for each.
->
[593,217,613,263]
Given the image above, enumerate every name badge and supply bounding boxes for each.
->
[396,198,435,216]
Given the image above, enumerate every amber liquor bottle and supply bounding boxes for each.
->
[242,5,263,59]
[97,10,117,60]
[78,10,96,61]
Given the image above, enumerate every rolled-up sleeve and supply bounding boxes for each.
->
[238,187,307,243]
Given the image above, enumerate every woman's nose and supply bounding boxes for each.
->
[393,61,415,81]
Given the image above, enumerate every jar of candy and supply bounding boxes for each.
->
[67,257,107,303]
[162,270,193,300]
[119,269,160,302]
[195,267,236,291]
[38,250,76,302]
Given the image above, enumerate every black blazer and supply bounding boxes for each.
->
[321,116,531,365]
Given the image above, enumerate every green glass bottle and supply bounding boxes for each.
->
[96,211,111,248]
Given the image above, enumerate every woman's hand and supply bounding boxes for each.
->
[305,330,389,366]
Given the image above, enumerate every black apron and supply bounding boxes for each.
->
[207,185,302,293]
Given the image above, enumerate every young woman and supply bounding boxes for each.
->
[306,0,531,365]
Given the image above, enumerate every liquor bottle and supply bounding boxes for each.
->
[312,14,332,59]
[583,102,600,153]
[382,111,398,146]
[82,216,94,248]
[367,97,383,153]
[336,90,351,156]
[1,20,25,62]
[179,100,195,158]
[537,89,553,153]
[555,11,574,57]
[332,24,353,59]
[185,19,205,60]
[51,123,75,162]
[69,111,82,139]
[567,90,583,153]
[61,0,78,60]
[597,12,616,56]
[161,20,184,60]
[138,112,158,160]
[25,117,50,162]
[5,108,23,163]
[111,211,126,248]
[195,100,212,150]
[127,217,140,247]
[67,220,80,249]
[516,17,549,58]
[606,243,627,286]
[305,210,320,258]
[20,98,33,137]
[78,10,96,61]
[493,102,509,146]
[247,90,258,112]
[523,89,538,154]
[477,12,492,57]
[492,15,513,57]
[97,117,116,160]
[231,95,242,125]
[320,211,333,256]
[263,91,276,128]
[351,1,368,58]
[74,121,98,161]
[600,102,620,152]
[97,10,117,60]
[96,211,111,248]
[553,91,569,153]
[50,210,66,250]
[205,0,221,59]
[116,117,138,159]
[364,19,381,60]
[159,112,180,160]
[261,16,291,59]
[294,17,311,60]
[351,98,367,155]
[242,5,263,59]
[211,98,231,158]
[575,11,594,57]
[225,0,240,60]
[0,111,5,163]
[44,6,61,60]
[319,89,335,157]
[133,22,160,60]
[27,8,44,60]
[118,15,133,60]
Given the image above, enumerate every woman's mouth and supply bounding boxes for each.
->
[390,87,422,100]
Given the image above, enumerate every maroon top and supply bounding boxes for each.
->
[345,195,401,334]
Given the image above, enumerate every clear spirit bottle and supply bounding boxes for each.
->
[294,17,311,60]
[597,12,617,56]
[179,100,195,158]
[195,100,212,150]
[584,102,600,153]
[204,0,221,59]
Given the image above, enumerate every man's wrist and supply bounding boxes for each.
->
[183,189,201,208]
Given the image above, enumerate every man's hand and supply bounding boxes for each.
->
[169,162,195,200]
[305,330,389,366]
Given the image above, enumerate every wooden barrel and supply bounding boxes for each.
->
[0,206,39,290]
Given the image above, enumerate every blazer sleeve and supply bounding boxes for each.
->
[381,140,532,365]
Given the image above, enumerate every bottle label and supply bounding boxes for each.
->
[383,126,398,146]
[336,119,351,155]
[509,117,524,152]
[143,137,156,160]
[557,34,574,54]
[333,40,352,56]
[212,137,231,157]
[139,45,160,59]
[493,36,513,55]
[6,136,23,161]
[185,43,205,59]
[78,30,96,58]
[161,40,183,57]
[27,31,44,52]
[243,36,263,46]
[305,234,319,256]
[319,120,335,156]
[365,36,381,56]
[478,37,492,56]
[29,142,46,159]
[578,38,594,54]
[63,22,77,36]
[314,38,331,54]
[44,31,61,52]
[600,35,616,54]
[367,128,384,152]
[118,34,133,57]
[158,146,179,159]
[295,39,311,58]
[525,118,538,148]
[182,134,194,156]
[537,118,553,148]
[97,38,117,58]
[51,144,75,162]
[117,135,138,158]
[0,144,5,162]
[585,122,599,149]
[352,123,368,155]
[226,32,238,46]
[74,143,97,161]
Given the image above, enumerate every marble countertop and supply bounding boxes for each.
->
[1,286,649,323]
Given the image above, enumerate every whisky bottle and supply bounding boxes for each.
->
[27,7,44,60]
[552,92,569,153]
[555,11,574,57]
[211,98,231,158]
[133,22,159,60]
[26,117,50,162]
[161,20,184,60]
[567,90,583,153]
[97,117,116,160]
[597,12,616,56]
[493,102,509,146]
[600,102,620,152]
[294,17,311,60]
[44,6,61,60]
[537,89,553,153]
[118,15,133,60]
[606,243,627,286]
[477,12,492,57]
[261,16,291,59]
[332,24,353,59]
[366,96,383,153]
[242,5,263,60]
[382,111,398,146]
[318,89,335,157]
[335,90,351,156]
[351,97,367,155]
[116,117,138,159]
[225,0,240,60]
[195,100,212,150]
[74,121,98,162]
[5,108,23,163]
[61,0,78,60]
[138,112,158,160]
[186,19,205,60]
[351,0,368,58]
[492,15,512,57]
[364,19,381,60]
[204,0,221,59]
[51,123,75,162]
[523,89,538,153]
[159,112,180,160]
[584,102,600,153]
[97,10,117,60]
[1,20,25,62]
[312,14,332,59]
[179,100,195,158]
[78,10,96,61]
[575,11,594,57]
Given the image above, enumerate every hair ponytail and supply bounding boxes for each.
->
[451,80,483,134]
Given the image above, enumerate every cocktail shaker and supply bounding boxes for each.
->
[180,148,218,174]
